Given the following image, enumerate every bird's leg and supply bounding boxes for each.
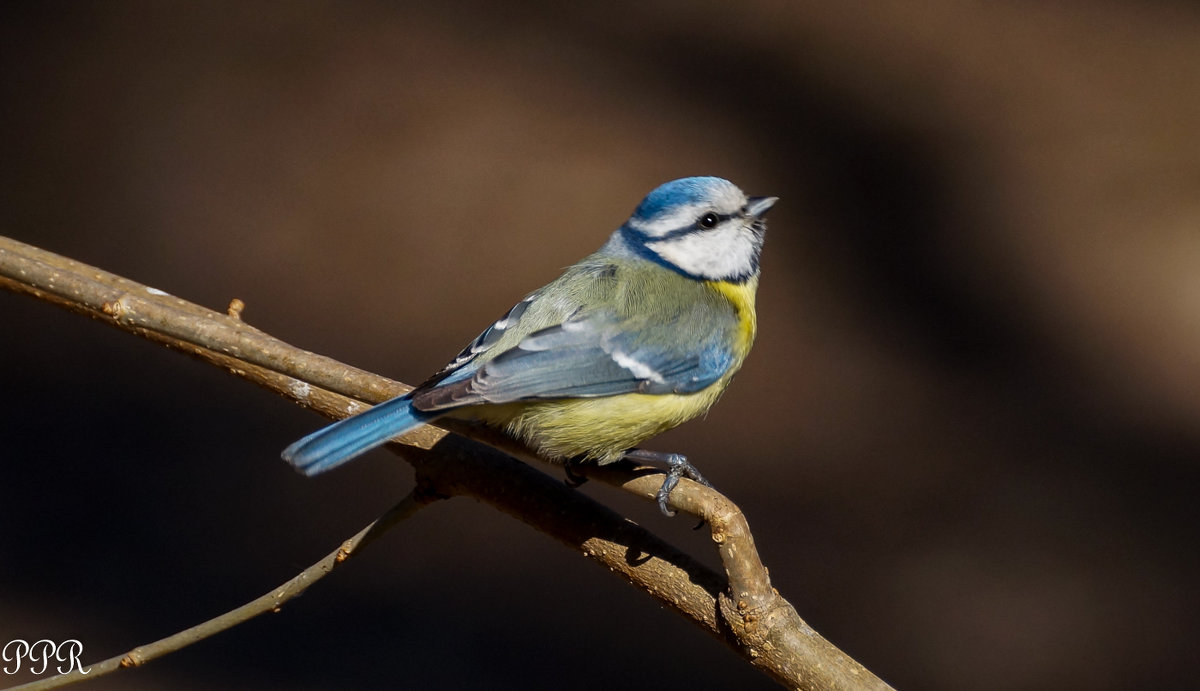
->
[562,456,589,488]
[623,449,711,517]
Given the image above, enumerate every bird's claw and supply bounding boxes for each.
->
[563,460,589,488]
[624,450,710,518]
[656,473,679,517]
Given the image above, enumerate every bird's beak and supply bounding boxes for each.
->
[745,196,778,218]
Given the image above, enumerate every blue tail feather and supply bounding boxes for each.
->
[282,394,435,476]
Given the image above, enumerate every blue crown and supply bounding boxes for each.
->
[631,177,732,222]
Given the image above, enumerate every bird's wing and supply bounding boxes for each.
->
[415,295,538,389]
[411,307,738,411]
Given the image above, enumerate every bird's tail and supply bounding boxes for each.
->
[282,394,436,476]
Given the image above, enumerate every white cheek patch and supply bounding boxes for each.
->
[646,222,760,281]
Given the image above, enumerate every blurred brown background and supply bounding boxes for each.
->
[3,2,1199,689]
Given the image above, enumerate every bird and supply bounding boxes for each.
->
[282,176,777,516]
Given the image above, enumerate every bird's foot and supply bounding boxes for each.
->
[562,458,589,488]
[622,449,711,517]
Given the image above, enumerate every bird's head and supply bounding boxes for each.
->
[621,176,777,283]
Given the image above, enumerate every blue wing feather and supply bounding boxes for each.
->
[413,309,738,410]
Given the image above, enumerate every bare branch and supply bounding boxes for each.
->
[5,492,433,690]
[0,235,893,690]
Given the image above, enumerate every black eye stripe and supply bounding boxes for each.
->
[642,212,738,240]
[621,210,741,244]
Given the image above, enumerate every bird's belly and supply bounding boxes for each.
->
[459,387,727,464]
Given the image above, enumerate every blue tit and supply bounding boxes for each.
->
[283,176,777,515]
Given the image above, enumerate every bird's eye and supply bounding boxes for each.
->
[698,212,720,229]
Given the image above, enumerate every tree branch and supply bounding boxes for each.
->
[5,492,433,690]
[0,235,893,690]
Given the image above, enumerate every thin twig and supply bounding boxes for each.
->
[5,492,433,690]
[0,235,893,690]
